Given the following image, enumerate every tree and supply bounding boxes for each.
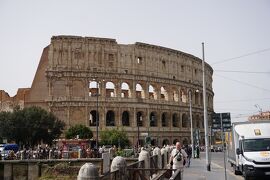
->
[65,124,93,139]
[0,106,65,147]
[100,128,130,148]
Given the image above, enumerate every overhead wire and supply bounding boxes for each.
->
[215,73,270,92]
[215,70,270,74]
[211,47,270,65]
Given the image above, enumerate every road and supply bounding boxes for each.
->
[184,151,244,180]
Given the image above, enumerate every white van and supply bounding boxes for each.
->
[227,121,270,180]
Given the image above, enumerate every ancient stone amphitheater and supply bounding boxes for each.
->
[2,36,214,146]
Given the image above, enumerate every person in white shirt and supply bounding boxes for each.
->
[169,142,188,177]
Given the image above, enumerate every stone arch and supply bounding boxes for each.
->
[180,88,187,103]
[172,88,179,102]
[172,113,179,127]
[106,110,115,126]
[121,82,131,98]
[151,139,157,146]
[106,81,115,97]
[149,84,157,100]
[150,111,158,127]
[136,83,145,99]
[160,86,168,101]
[182,113,189,128]
[122,111,130,126]
[89,110,99,126]
[183,138,188,146]
[173,139,179,145]
[136,111,143,127]
[89,81,98,97]
[162,139,170,146]
[161,112,169,127]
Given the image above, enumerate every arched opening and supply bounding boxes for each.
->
[151,139,157,146]
[149,84,157,100]
[106,110,115,126]
[150,112,157,127]
[122,111,130,126]
[182,113,189,128]
[89,110,99,126]
[160,86,168,100]
[136,83,145,99]
[136,111,143,127]
[172,89,179,102]
[161,112,169,127]
[162,139,170,146]
[106,82,115,97]
[172,113,179,127]
[180,89,187,103]
[173,139,179,145]
[183,138,188,146]
[121,82,130,98]
[89,81,99,97]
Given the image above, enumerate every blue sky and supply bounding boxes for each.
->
[0,0,269,121]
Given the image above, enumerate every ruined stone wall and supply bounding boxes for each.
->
[22,36,214,146]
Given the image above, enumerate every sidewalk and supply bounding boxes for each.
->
[183,158,241,180]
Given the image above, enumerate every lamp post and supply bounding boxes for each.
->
[137,116,142,148]
[95,80,99,149]
[202,42,211,171]
[188,89,194,158]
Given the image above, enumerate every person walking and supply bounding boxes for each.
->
[169,142,187,178]
[185,144,192,167]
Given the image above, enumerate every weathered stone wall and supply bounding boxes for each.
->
[2,36,214,146]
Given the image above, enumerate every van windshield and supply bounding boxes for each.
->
[243,138,270,152]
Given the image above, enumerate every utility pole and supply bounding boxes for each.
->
[202,42,211,171]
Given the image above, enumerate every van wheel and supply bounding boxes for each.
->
[243,170,252,180]
[233,165,242,175]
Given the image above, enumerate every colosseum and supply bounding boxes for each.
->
[0,35,214,146]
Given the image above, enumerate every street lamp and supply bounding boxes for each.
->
[137,115,142,148]
[93,79,100,149]
[188,89,194,158]
[202,42,211,171]
[189,89,199,158]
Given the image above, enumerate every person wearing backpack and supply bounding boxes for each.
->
[169,142,187,178]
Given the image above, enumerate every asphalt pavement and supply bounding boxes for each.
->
[183,152,244,180]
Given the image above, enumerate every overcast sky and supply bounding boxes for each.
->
[0,0,269,122]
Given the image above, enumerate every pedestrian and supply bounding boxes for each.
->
[169,142,187,178]
[185,145,192,167]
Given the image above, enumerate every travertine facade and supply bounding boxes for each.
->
[1,36,214,146]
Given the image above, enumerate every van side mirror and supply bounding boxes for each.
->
[236,148,242,155]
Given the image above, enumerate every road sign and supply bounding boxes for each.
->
[212,112,231,132]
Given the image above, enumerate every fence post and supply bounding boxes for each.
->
[111,156,127,180]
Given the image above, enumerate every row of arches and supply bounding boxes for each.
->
[88,81,212,106]
[89,110,204,129]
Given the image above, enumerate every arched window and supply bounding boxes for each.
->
[122,111,130,126]
[182,113,189,128]
[173,139,179,145]
[121,82,130,98]
[150,112,157,127]
[172,89,179,102]
[89,81,99,97]
[89,110,99,126]
[148,84,157,100]
[172,113,179,127]
[106,82,115,97]
[162,112,169,127]
[106,110,115,126]
[180,89,187,103]
[162,139,170,146]
[136,83,145,98]
[161,86,168,100]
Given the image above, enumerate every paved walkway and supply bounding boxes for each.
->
[183,158,243,180]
